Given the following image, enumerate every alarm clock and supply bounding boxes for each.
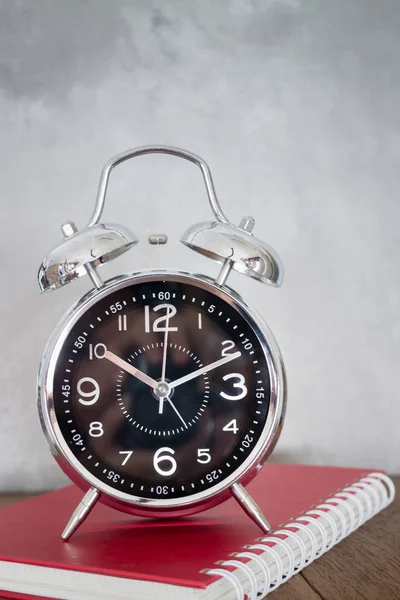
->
[37,145,286,540]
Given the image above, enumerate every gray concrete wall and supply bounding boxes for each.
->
[0,0,399,490]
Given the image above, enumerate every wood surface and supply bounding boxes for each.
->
[0,477,399,599]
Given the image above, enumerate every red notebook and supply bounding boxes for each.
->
[0,464,394,600]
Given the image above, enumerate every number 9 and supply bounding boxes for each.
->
[77,377,100,406]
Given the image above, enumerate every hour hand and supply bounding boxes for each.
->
[169,351,241,390]
[104,351,158,389]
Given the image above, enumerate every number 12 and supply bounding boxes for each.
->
[144,304,178,333]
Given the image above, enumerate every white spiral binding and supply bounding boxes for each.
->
[320,501,347,541]
[336,491,364,528]
[259,536,296,580]
[306,508,338,550]
[247,543,283,592]
[221,560,258,600]
[279,528,307,571]
[297,513,328,555]
[325,496,355,535]
[206,471,394,599]
[206,568,244,600]
[284,521,318,564]
[234,551,271,597]
[348,483,373,518]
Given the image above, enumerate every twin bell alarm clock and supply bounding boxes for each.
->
[37,146,286,540]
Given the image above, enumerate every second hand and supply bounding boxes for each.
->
[159,307,171,415]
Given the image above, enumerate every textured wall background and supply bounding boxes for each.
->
[0,0,399,491]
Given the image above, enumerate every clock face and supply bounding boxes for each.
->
[48,274,275,502]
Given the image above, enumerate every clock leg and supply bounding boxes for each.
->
[61,487,100,541]
[230,482,271,533]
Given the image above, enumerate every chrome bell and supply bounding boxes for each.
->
[38,221,138,292]
[181,217,283,287]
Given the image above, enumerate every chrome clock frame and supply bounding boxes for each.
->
[38,270,286,520]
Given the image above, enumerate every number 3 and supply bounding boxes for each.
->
[220,373,247,401]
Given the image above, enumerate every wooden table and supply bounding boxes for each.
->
[1,478,399,600]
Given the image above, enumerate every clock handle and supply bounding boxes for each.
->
[38,144,283,293]
[86,145,230,228]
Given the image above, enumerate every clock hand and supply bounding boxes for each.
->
[158,396,165,415]
[164,396,187,428]
[161,317,170,383]
[159,310,171,415]
[168,351,241,390]
[104,351,158,390]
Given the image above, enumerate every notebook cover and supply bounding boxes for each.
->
[0,463,375,597]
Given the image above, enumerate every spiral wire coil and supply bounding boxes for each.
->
[206,472,395,600]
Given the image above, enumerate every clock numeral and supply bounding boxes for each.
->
[62,384,70,397]
[242,433,254,448]
[197,449,211,464]
[221,340,235,357]
[222,419,239,434]
[144,304,178,333]
[198,313,202,329]
[89,421,104,437]
[241,337,253,351]
[74,335,87,349]
[153,447,177,476]
[119,450,133,466]
[118,314,127,331]
[220,373,247,401]
[88,343,107,360]
[77,377,100,406]
[206,470,219,483]
[110,302,123,313]
[107,471,120,483]
[72,433,83,446]
[157,291,170,301]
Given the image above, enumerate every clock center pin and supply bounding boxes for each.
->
[153,381,171,398]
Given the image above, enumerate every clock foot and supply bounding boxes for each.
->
[230,482,271,533]
[61,487,100,541]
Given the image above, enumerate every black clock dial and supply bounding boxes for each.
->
[117,346,210,439]
[52,275,272,500]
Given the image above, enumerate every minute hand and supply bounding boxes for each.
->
[168,351,241,390]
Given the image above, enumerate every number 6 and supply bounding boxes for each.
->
[153,447,177,476]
